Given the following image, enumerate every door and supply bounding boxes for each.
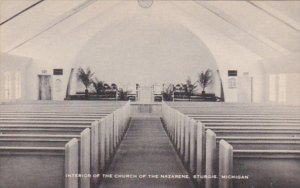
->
[38,75,52,100]
[237,75,252,103]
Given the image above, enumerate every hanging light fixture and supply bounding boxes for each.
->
[138,0,153,8]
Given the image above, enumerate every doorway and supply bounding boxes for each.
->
[38,75,52,100]
[237,75,253,103]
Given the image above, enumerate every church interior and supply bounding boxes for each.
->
[0,1,300,188]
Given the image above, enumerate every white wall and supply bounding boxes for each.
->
[0,53,32,102]
[0,53,72,101]
[1,1,298,104]
[263,53,300,106]
[72,19,219,86]
[286,73,300,106]
[25,59,72,101]
[267,73,300,106]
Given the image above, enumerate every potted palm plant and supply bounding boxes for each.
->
[162,84,174,101]
[185,77,197,101]
[76,67,94,99]
[118,88,129,101]
[92,78,105,96]
[198,69,213,95]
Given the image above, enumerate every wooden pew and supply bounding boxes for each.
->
[161,105,206,177]
[161,102,300,188]
[167,102,300,109]
[0,129,91,188]
[0,111,114,115]
[0,105,122,112]
[0,125,89,135]
[193,118,300,124]
[166,101,300,108]
[208,126,300,137]
[217,136,300,150]
[219,140,300,188]
[0,134,80,147]
[168,104,300,116]
[0,121,129,188]
[205,128,300,188]
[0,138,79,188]
[0,120,94,125]
[201,122,299,127]
[189,115,300,120]
[0,117,102,121]
[0,114,107,118]
[0,101,131,188]
[205,130,300,173]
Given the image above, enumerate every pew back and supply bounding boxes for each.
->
[0,138,79,188]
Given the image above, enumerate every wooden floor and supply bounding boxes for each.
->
[99,117,194,188]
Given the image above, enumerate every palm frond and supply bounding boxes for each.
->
[76,67,94,89]
[198,69,213,92]
[91,77,105,93]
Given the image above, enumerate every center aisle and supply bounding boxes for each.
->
[99,117,195,188]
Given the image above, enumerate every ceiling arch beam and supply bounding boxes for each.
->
[0,0,45,26]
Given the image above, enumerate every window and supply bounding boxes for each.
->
[15,71,21,99]
[228,77,237,89]
[4,71,11,100]
[228,70,238,77]
[278,74,286,103]
[55,79,62,92]
[269,74,276,102]
[53,69,63,75]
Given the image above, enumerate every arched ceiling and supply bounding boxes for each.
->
[73,18,218,84]
[0,0,299,72]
